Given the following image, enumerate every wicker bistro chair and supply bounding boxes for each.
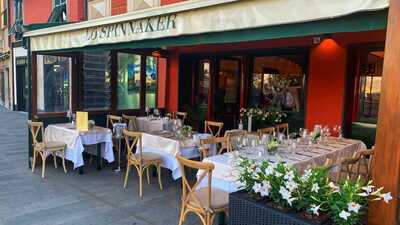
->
[257,127,275,137]
[224,129,247,152]
[275,123,289,136]
[28,121,67,178]
[199,136,229,159]
[122,130,163,197]
[122,114,137,131]
[204,121,224,138]
[337,148,374,182]
[173,111,188,123]
[176,155,229,225]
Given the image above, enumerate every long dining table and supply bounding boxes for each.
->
[197,137,366,193]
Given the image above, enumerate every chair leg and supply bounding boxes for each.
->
[123,164,130,189]
[157,163,163,191]
[146,167,150,184]
[41,155,46,179]
[178,208,186,225]
[32,151,37,173]
[139,167,143,197]
[61,151,67,174]
[53,154,57,169]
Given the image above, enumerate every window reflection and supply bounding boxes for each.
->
[146,56,157,108]
[37,55,71,113]
[117,53,141,110]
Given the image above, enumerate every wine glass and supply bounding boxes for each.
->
[145,106,150,117]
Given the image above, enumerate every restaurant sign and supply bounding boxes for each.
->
[85,14,177,42]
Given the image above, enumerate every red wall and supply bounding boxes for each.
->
[68,0,85,22]
[306,39,347,129]
[166,49,180,112]
[111,0,127,16]
[161,0,185,6]
[157,58,167,108]
[23,0,52,24]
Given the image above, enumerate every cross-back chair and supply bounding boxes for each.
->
[123,129,163,197]
[275,123,289,136]
[337,148,374,182]
[173,111,188,123]
[199,136,229,159]
[28,120,67,178]
[224,129,247,152]
[122,114,137,131]
[107,115,122,129]
[204,121,224,138]
[257,127,275,137]
[176,155,229,225]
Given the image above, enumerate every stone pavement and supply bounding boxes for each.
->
[0,107,206,225]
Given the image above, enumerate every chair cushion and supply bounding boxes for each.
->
[44,141,66,149]
[131,152,162,162]
[189,187,229,209]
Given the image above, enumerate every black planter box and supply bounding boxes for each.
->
[229,191,332,225]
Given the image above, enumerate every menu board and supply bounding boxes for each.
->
[76,111,88,131]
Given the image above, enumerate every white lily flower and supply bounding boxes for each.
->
[339,210,351,221]
[260,181,272,197]
[264,166,274,176]
[311,183,320,193]
[329,182,340,192]
[310,204,320,216]
[301,169,312,182]
[285,180,299,192]
[362,185,375,195]
[284,170,295,181]
[252,182,262,193]
[347,202,361,213]
[382,192,393,203]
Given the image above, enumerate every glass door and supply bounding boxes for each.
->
[214,58,241,130]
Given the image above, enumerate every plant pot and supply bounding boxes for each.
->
[229,191,332,225]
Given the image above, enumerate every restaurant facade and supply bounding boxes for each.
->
[22,0,388,149]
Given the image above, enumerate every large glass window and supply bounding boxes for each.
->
[117,53,141,110]
[82,51,111,110]
[250,54,307,130]
[357,51,383,123]
[37,55,71,113]
[146,56,157,108]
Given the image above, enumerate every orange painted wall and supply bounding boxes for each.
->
[68,0,85,22]
[23,0,52,24]
[157,58,167,108]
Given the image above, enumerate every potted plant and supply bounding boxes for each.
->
[229,154,392,225]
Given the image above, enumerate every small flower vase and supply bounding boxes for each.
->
[247,116,252,132]
[238,120,243,130]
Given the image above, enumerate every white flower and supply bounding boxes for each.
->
[329,182,340,192]
[255,167,262,174]
[382,192,393,203]
[339,210,351,220]
[264,166,274,176]
[347,202,361,213]
[284,170,295,181]
[252,182,263,193]
[285,180,299,192]
[260,181,272,197]
[362,185,375,195]
[301,169,312,182]
[275,171,283,177]
[311,183,320,193]
[279,186,293,205]
[310,204,320,216]
[358,192,369,197]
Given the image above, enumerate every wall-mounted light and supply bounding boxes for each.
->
[313,34,332,45]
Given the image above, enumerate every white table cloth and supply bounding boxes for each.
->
[136,117,167,133]
[44,123,115,169]
[142,132,216,179]
[197,137,365,193]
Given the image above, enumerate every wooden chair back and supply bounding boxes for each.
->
[257,127,275,137]
[224,129,247,151]
[199,136,229,158]
[123,129,142,162]
[107,115,122,129]
[28,120,44,146]
[337,148,374,182]
[173,111,188,122]
[122,114,137,131]
[176,155,215,210]
[204,121,224,137]
[275,123,289,136]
